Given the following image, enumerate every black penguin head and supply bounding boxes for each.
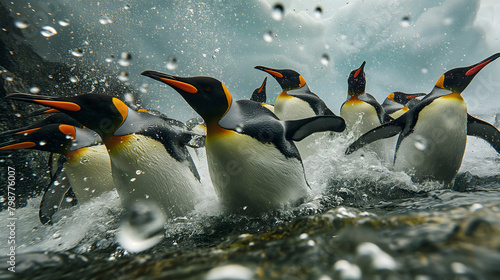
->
[6,93,129,137]
[141,71,232,123]
[0,124,78,154]
[388,92,426,105]
[347,61,366,96]
[250,77,267,103]
[434,52,500,93]
[254,66,306,91]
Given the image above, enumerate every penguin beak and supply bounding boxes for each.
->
[0,140,36,150]
[258,77,267,94]
[405,93,426,99]
[6,93,81,112]
[353,61,366,78]
[141,71,198,94]
[254,66,284,78]
[464,52,500,76]
[29,108,60,117]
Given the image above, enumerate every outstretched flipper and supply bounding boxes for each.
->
[346,118,406,155]
[467,113,500,153]
[39,155,75,225]
[284,115,346,141]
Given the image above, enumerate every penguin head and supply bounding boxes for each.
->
[434,53,500,93]
[0,124,90,154]
[254,66,307,91]
[250,77,267,103]
[388,92,426,106]
[347,61,366,96]
[6,93,130,137]
[141,71,232,123]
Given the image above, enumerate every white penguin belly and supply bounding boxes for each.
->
[394,95,467,183]
[206,131,310,212]
[341,101,381,139]
[341,101,389,160]
[108,134,200,217]
[274,96,325,159]
[65,145,115,203]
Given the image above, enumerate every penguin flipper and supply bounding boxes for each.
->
[467,113,500,153]
[284,115,346,141]
[39,155,73,225]
[346,118,405,155]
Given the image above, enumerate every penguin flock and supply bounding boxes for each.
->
[2,53,500,225]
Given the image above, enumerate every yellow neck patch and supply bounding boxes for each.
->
[112,98,129,127]
[440,92,464,101]
[206,122,235,143]
[104,134,134,152]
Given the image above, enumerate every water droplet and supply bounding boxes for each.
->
[80,158,89,164]
[118,71,129,82]
[54,180,60,186]
[206,264,254,280]
[299,233,308,240]
[145,195,149,199]
[70,76,79,83]
[314,6,322,18]
[40,26,57,37]
[83,177,88,182]
[307,240,315,247]
[413,135,428,151]
[469,203,483,212]
[214,48,220,54]
[443,17,453,26]
[14,20,29,29]
[14,113,21,117]
[0,197,5,203]
[136,170,143,175]
[65,134,73,139]
[263,30,273,42]
[124,92,134,103]
[272,4,284,21]
[58,19,70,27]
[99,15,113,25]
[71,48,84,57]
[212,54,216,60]
[165,55,178,70]
[400,16,410,28]
[139,83,148,94]
[124,4,131,10]
[5,76,13,82]
[130,178,137,182]
[29,87,40,93]
[105,55,114,63]
[117,202,166,253]
[320,53,330,66]
[39,141,47,146]
[83,187,90,191]
[119,52,131,66]
[65,197,74,203]
[421,68,428,74]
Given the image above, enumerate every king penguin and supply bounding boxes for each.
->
[340,61,386,139]
[6,93,203,218]
[141,70,345,213]
[254,65,338,158]
[250,77,274,113]
[381,92,426,121]
[346,53,500,184]
[0,124,114,224]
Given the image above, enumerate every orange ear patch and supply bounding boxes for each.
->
[0,142,36,150]
[160,78,198,94]
[112,98,129,127]
[59,124,76,139]
[34,100,81,111]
